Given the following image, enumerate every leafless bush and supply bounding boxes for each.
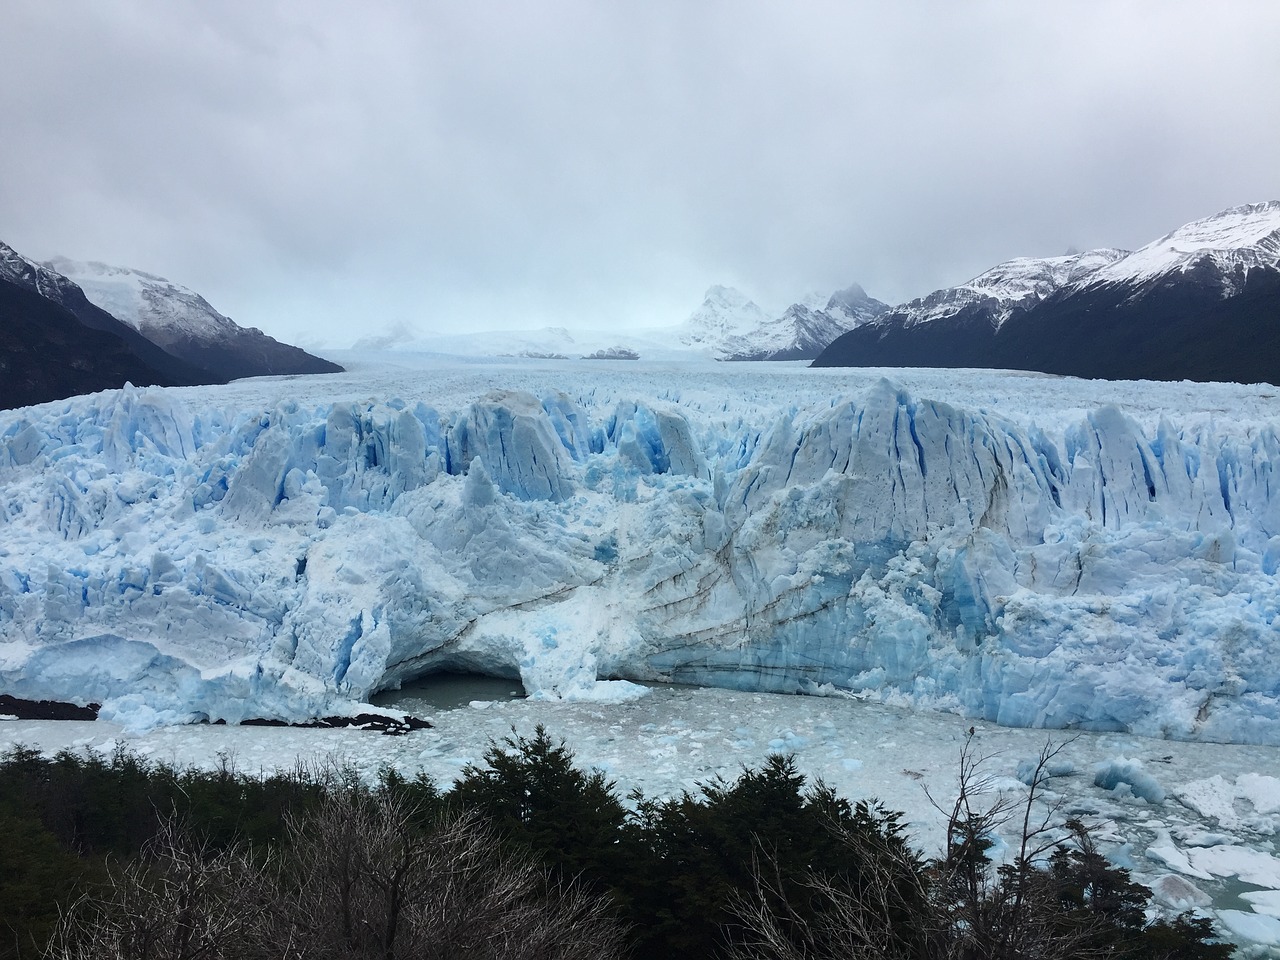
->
[274,788,627,960]
[49,790,626,960]
[46,819,274,960]
[921,735,1113,960]
[727,822,935,960]
[729,736,1126,960]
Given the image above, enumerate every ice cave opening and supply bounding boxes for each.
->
[372,671,527,712]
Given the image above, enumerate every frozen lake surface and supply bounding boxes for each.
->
[5,685,1280,953]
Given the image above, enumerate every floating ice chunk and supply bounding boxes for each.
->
[1215,909,1280,946]
[1187,845,1280,887]
[1238,773,1280,815]
[1093,757,1165,803]
[1178,775,1241,825]
[1015,756,1075,785]
[1149,874,1212,910]
[1146,829,1213,880]
[1242,890,1280,920]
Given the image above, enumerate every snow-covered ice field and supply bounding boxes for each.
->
[4,684,1280,952]
[3,353,1279,743]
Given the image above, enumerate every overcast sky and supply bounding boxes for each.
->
[3,1,1279,348]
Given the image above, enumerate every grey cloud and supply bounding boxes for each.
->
[2,0,1278,345]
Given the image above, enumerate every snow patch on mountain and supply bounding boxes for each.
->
[886,249,1129,330]
[677,285,772,348]
[724,284,890,360]
[1,242,89,307]
[1086,201,1280,293]
[45,257,245,350]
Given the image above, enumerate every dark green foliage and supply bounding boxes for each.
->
[0,744,325,958]
[0,735,1239,960]
[625,755,927,958]
[449,735,930,960]
[449,725,631,885]
[0,813,99,960]
[1042,834,1233,960]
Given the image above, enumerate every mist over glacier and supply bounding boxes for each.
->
[2,355,1278,742]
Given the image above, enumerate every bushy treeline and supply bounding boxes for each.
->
[0,730,1233,960]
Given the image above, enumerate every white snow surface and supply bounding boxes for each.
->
[676,284,772,347]
[2,355,1280,746]
[363,326,704,363]
[44,257,244,348]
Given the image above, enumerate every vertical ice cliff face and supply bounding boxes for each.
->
[1,374,1278,742]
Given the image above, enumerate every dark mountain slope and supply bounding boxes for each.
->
[0,278,177,410]
[1,243,209,390]
[814,202,1280,385]
[999,264,1280,383]
[814,264,1280,384]
[46,257,343,381]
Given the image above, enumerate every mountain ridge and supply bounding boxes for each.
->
[47,256,343,382]
[813,201,1280,384]
[0,241,342,410]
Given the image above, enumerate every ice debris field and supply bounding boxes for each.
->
[2,354,1280,744]
[4,686,1280,952]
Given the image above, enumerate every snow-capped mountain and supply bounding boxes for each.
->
[46,257,342,382]
[825,283,892,326]
[724,284,889,360]
[344,283,883,363]
[1085,199,1280,293]
[676,285,771,349]
[815,201,1280,384]
[1,241,210,408]
[884,249,1129,331]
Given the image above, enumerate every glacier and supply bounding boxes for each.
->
[2,356,1279,742]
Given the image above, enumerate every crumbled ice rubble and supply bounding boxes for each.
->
[4,687,1280,951]
[1,357,1280,746]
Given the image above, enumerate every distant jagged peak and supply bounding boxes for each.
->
[825,283,890,322]
[826,282,870,307]
[0,240,83,304]
[680,284,770,345]
[702,283,754,304]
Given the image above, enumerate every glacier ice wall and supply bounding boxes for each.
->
[1,375,1278,741]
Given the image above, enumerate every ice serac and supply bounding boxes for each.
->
[1,376,1279,741]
